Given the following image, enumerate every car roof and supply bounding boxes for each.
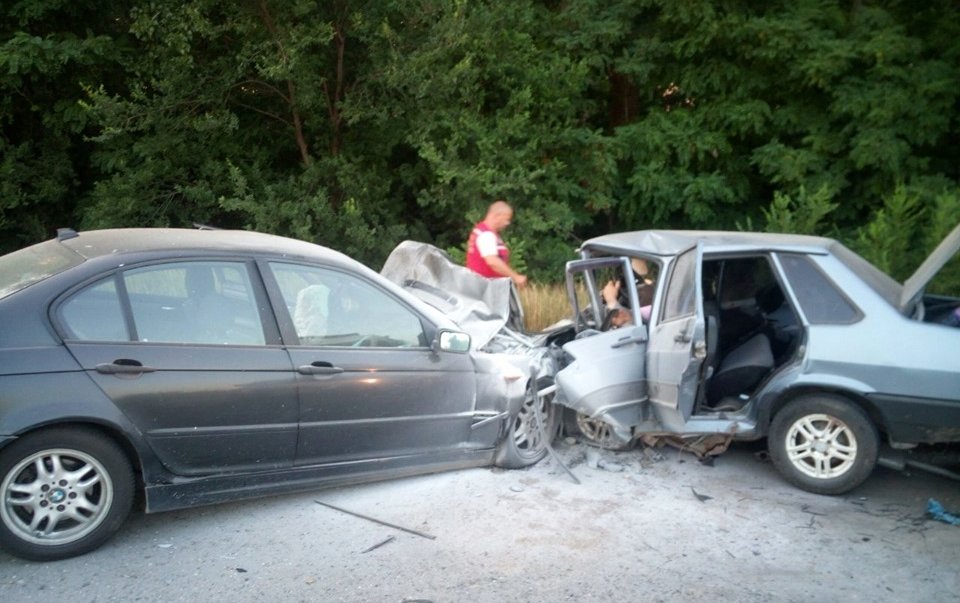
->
[59,228,349,263]
[580,230,837,257]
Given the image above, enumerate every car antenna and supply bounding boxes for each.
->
[56,227,79,241]
[193,223,221,230]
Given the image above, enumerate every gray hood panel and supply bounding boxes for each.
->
[901,222,960,312]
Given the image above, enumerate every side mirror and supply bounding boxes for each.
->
[434,329,471,354]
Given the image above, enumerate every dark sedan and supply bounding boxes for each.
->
[0,228,555,560]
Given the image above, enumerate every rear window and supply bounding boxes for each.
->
[778,253,862,324]
[0,239,83,300]
[829,241,901,307]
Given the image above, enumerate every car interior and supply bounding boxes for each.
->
[569,252,801,416]
[698,255,800,412]
[574,253,803,414]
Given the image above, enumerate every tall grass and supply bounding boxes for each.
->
[519,282,571,332]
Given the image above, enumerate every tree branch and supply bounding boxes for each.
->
[231,79,291,104]
[257,0,311,166]
[323,23,346,156]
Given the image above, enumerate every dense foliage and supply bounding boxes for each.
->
[2,1,958,283]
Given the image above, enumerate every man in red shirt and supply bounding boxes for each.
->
[465,200,527,288]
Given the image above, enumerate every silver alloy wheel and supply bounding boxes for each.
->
[575,413,623,449]
[511,387,553,457]
[783,413,858,479]
[494,379,558,469]
[1,448,114,546]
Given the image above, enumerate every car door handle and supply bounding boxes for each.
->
[674,332,692,343]
[611,334,646,349]
[297,362,344,375]
[95,360,156,375]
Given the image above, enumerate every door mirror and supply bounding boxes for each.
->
[435,329,471,353]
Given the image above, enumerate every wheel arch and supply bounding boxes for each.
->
[3,421,146,493]
[761,385,888,438]
[492,374,558,469]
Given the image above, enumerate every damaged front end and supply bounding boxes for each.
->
[553,326,649,445]
[381,241,569,464]
[553,330,732,457]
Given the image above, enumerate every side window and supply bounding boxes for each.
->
[710,256,800,357]
[269,262,426,347]
[60,277,129,341]
[778,254,861,324]
[123,261,265,345]
[661,248,697,322]
[720,258,770,307]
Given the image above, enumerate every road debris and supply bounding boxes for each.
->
[597,458,624,473]
[362,536,396,553]
[690,487,713,503]
[927,498,960,526]
[315,500,436,540]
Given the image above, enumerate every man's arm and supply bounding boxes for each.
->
[483,255,527,287]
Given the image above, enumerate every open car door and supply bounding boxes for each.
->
[645,243,705,423]
[554,256,648,441]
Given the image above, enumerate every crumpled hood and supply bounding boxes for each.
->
[381,241,525,349]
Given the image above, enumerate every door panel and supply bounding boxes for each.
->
[264,262,478,466]
[288,347,478,465]
[67,343,298,475]
[555,326,649,433]
[646,244,705,421]
[556,257,649,434]
[59,261,299,476]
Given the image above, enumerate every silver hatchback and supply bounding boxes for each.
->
[556,225,960,494]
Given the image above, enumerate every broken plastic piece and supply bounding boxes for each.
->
[927,498,960,526]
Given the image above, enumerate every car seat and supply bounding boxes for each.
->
[702,300,721,380]
[706,332,774,406]
[294,285,329,340]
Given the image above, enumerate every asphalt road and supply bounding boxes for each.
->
[1,440,958,602]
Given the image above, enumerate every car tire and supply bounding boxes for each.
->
[0,427,135,561]
[494,378,560,469]
[768,395,879,495]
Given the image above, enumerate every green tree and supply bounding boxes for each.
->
[2,0,958,284]
[600,0,959,238]
[854,184,960,288]
[0,1,127,253]
[80,1,415,263]
[363,1,618,278]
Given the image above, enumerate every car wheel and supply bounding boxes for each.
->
[494,378,560,469]
[0,427,135,561]
[575,413,632,450]
[768,395,878,495]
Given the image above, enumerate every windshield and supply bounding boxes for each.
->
[0,239,83,300]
